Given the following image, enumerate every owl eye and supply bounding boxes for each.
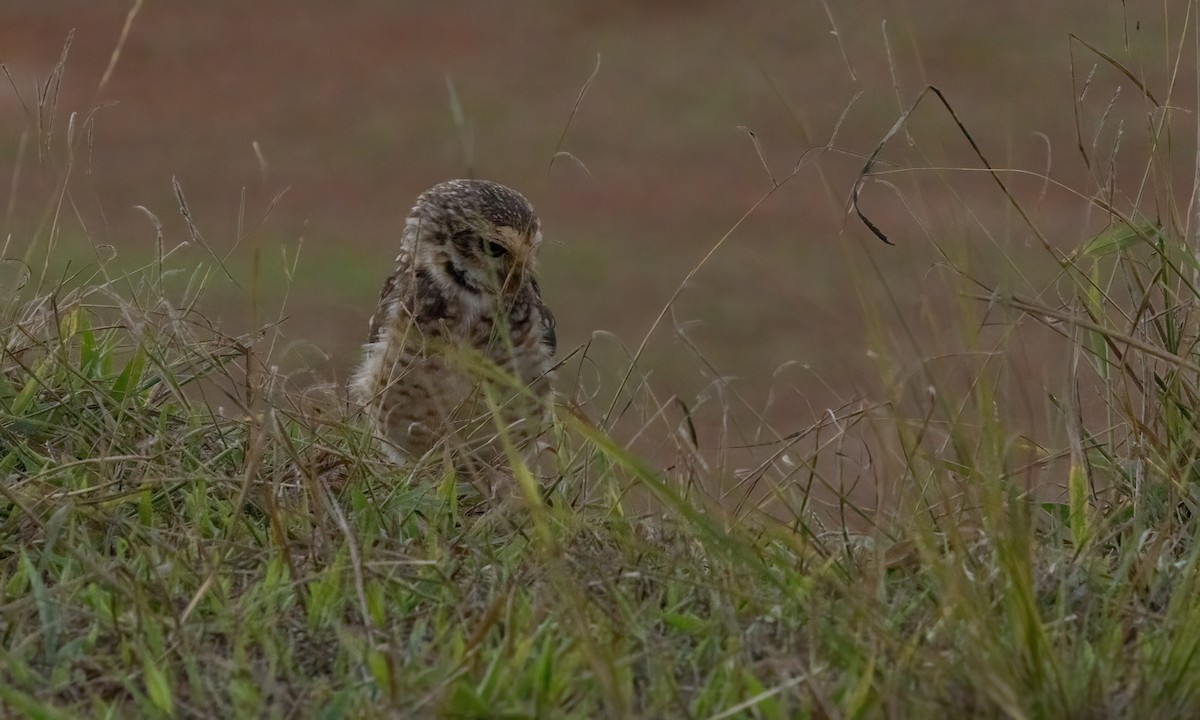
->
[482,240,508,258]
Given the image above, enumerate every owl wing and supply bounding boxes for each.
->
[367,253,455,345]
[538,300,556,357]
[366,265,407,344]
[529,276,556,358]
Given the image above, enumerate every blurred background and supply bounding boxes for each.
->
[0,1,1192,476]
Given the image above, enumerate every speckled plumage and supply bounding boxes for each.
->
[351,179,556,480]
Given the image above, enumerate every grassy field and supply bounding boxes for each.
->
[6,4,1200,719]
[0,0,1149,415]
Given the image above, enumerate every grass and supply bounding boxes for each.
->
[7,12,1200,719]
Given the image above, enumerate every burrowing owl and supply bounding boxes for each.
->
[351,179,556,483]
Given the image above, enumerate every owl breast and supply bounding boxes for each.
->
[351,266,554,468]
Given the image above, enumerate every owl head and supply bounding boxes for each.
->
[403,179,543,298]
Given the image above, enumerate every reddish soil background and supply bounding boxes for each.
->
[0,1,1193,485]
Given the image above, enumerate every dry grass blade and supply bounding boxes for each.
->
[738,126,777,187]
[548,52,602,180]
[818,0,857,81]
[95,0,145,97]
[171,176,238,285]
[1068,33,1162,108]
[445,74,475,176]
[976,291,1200,373]
[852,85,1057,258]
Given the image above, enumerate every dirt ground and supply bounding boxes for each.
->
[0,1,1192,485]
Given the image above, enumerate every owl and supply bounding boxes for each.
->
[350,179,556,490]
